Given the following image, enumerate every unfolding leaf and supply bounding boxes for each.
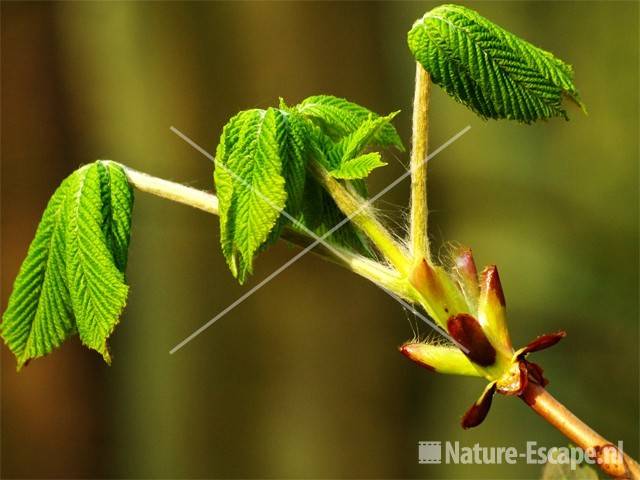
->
[296,95,404,150]
[214,98,402,271]
[335,112,399,163]
[307,112,395,180]
[329,152,386,180]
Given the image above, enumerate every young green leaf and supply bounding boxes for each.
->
[214,108,288,283]
[280,111,308,215]
[214,109,255,278]
[303,112,394,178]
[213,98,401,273]
[408,4,584,123]
[335,112,399,165]
[296,95,405,150]
[329,152,387,180]
[303,118,342,170]
[1,160,134,368]
[259,111,309,252]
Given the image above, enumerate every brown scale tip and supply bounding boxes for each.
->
[461,382,497,429]
[520,331,567,357]
[399,343,436,372]
[481,266,506,306]
[447,313,496,367]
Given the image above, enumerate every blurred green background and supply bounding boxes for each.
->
[1,1,638,478]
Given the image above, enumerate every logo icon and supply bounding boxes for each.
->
[419,441,442,464]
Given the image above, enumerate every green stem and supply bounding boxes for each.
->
[410,63,432,264]
[122,165,219,215]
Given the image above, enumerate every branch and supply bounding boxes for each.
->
[522,383,640,479]
[409,63,431,263]
[121,164,415,302]
[124,166,219,215]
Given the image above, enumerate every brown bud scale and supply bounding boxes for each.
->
[447,313,496,366]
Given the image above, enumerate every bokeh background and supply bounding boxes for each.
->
[2,1,638,478]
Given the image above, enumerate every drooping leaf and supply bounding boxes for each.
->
[214,108,288,283]
[296,95,405,150]
[1,160,134,368]
[408,4,584,123]
[329,152,387,180]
